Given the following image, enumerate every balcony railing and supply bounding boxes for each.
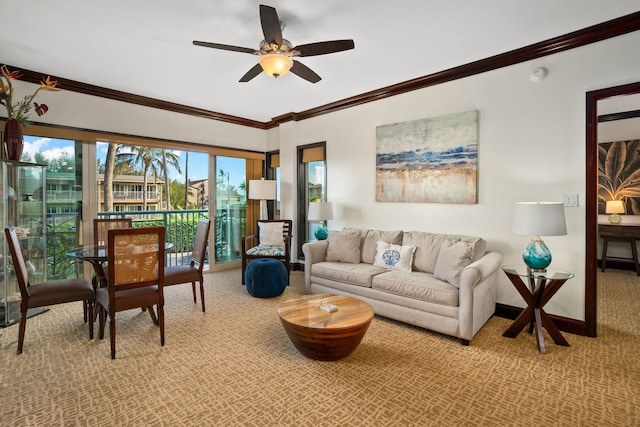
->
[47,207,246,280]
[112,190,159,200]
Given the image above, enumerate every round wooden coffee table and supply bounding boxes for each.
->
[277,294,374,361]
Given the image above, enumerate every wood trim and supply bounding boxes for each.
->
[0,67,268,130]
[585,81,640,338]
[1,120,265,160]
[494,303,587,336]
[3,11,639,129]
[269,11,640,126]
[598,109,640,122]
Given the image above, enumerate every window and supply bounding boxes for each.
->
[266,151,280,218]
[214,156,247,264]
[297,143,326,255]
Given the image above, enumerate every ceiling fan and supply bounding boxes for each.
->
[193,4,355,83]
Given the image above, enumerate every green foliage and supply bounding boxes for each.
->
[47,221,80,280]
[169,179,189,209]
[132,213,208,252]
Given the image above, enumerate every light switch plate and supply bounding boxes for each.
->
[563,193,578,207]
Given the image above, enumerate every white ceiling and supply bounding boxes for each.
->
[2,1,639,123]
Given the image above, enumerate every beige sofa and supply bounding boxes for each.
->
[302,229,502,345]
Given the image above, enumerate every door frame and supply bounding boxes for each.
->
[585,81,640,337]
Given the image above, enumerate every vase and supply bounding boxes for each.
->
[3,119,24,161]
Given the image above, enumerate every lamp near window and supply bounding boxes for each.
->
[248,179,277,220]
[512,202,567,272]
[308,202,333,240]
[605,200,625,224]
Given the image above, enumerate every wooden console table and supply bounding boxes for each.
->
[598,223,640,276]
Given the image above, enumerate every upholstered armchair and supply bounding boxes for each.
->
[241,220,292,286]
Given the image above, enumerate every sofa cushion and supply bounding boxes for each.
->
[362,230,403,264]
[433,241,474,287]
[372,271,459,307]
[403,231,485,273]
[311,262,387,288]
[343,228,369,256]
[258,221,284,246]
[246,245,285,256]
[372,241,417,272]
[325,230,361,263]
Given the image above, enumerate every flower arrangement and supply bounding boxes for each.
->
[0,65,60,126]
[13,226,30,239]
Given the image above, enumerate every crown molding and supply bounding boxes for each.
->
[4,11,639,130]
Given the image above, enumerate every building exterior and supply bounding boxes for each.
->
[96,174,164,212]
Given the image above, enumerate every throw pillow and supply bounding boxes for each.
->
[433,240,474,287]
[258,222,284,246]
[361,230,403,264]
[372,241,416,272]
[325,230,361,263]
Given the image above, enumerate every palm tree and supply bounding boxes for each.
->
[103,143,117,212]
[160,148,181,210]
[184,152,189,209]
[116,146,174,210]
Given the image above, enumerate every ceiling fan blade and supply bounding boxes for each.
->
[259,5,283,46]
[239,63,264,82]
[290,61,321,83]
[294,40,355,57]
[193,40,256,54]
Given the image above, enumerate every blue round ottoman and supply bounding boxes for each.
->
[244,259,287,298]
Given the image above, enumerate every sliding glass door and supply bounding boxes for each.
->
[214,156,246,264]
[23,135,83,279]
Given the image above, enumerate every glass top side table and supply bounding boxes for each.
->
[501,264,574,354]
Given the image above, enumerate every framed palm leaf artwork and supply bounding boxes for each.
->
[598,140,640,214]
[375,110,478,204]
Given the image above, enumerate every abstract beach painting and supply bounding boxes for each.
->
[376,110,478,204]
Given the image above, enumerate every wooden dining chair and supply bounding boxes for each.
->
[94,218,133,247]
[96,226,165,359]
[241,219,292,286]
[90,217,133,286]
[4,227,95,354]
[164,219,211,312]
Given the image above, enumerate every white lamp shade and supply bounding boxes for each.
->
[605,200,625,214]
[512,202,567,236]
[248,179,276,200]
[308,202,334,221]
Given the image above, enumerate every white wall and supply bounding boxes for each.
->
[273,30,640,321]
[10,30,640,322]
[19,86,267,151]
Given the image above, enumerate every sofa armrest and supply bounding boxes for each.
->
[302,240,329,291]
[460,251,503,288]
[458,251,503,342]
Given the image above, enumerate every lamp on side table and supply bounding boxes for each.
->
[512,202,567,272]
[308,202,333,240]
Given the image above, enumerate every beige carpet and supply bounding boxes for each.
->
[1,268,639,426]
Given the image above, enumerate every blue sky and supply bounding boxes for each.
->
[23,136,247,190]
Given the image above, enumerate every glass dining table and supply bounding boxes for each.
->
[67,242,174,324]
[68,242,174,288]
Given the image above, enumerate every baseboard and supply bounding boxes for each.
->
[292,262,589,337]
[494,303,587,336]
[597,258,638,272]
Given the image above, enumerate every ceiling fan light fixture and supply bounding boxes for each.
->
[259,53,293,78]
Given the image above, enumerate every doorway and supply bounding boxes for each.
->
[585,81,640,337]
